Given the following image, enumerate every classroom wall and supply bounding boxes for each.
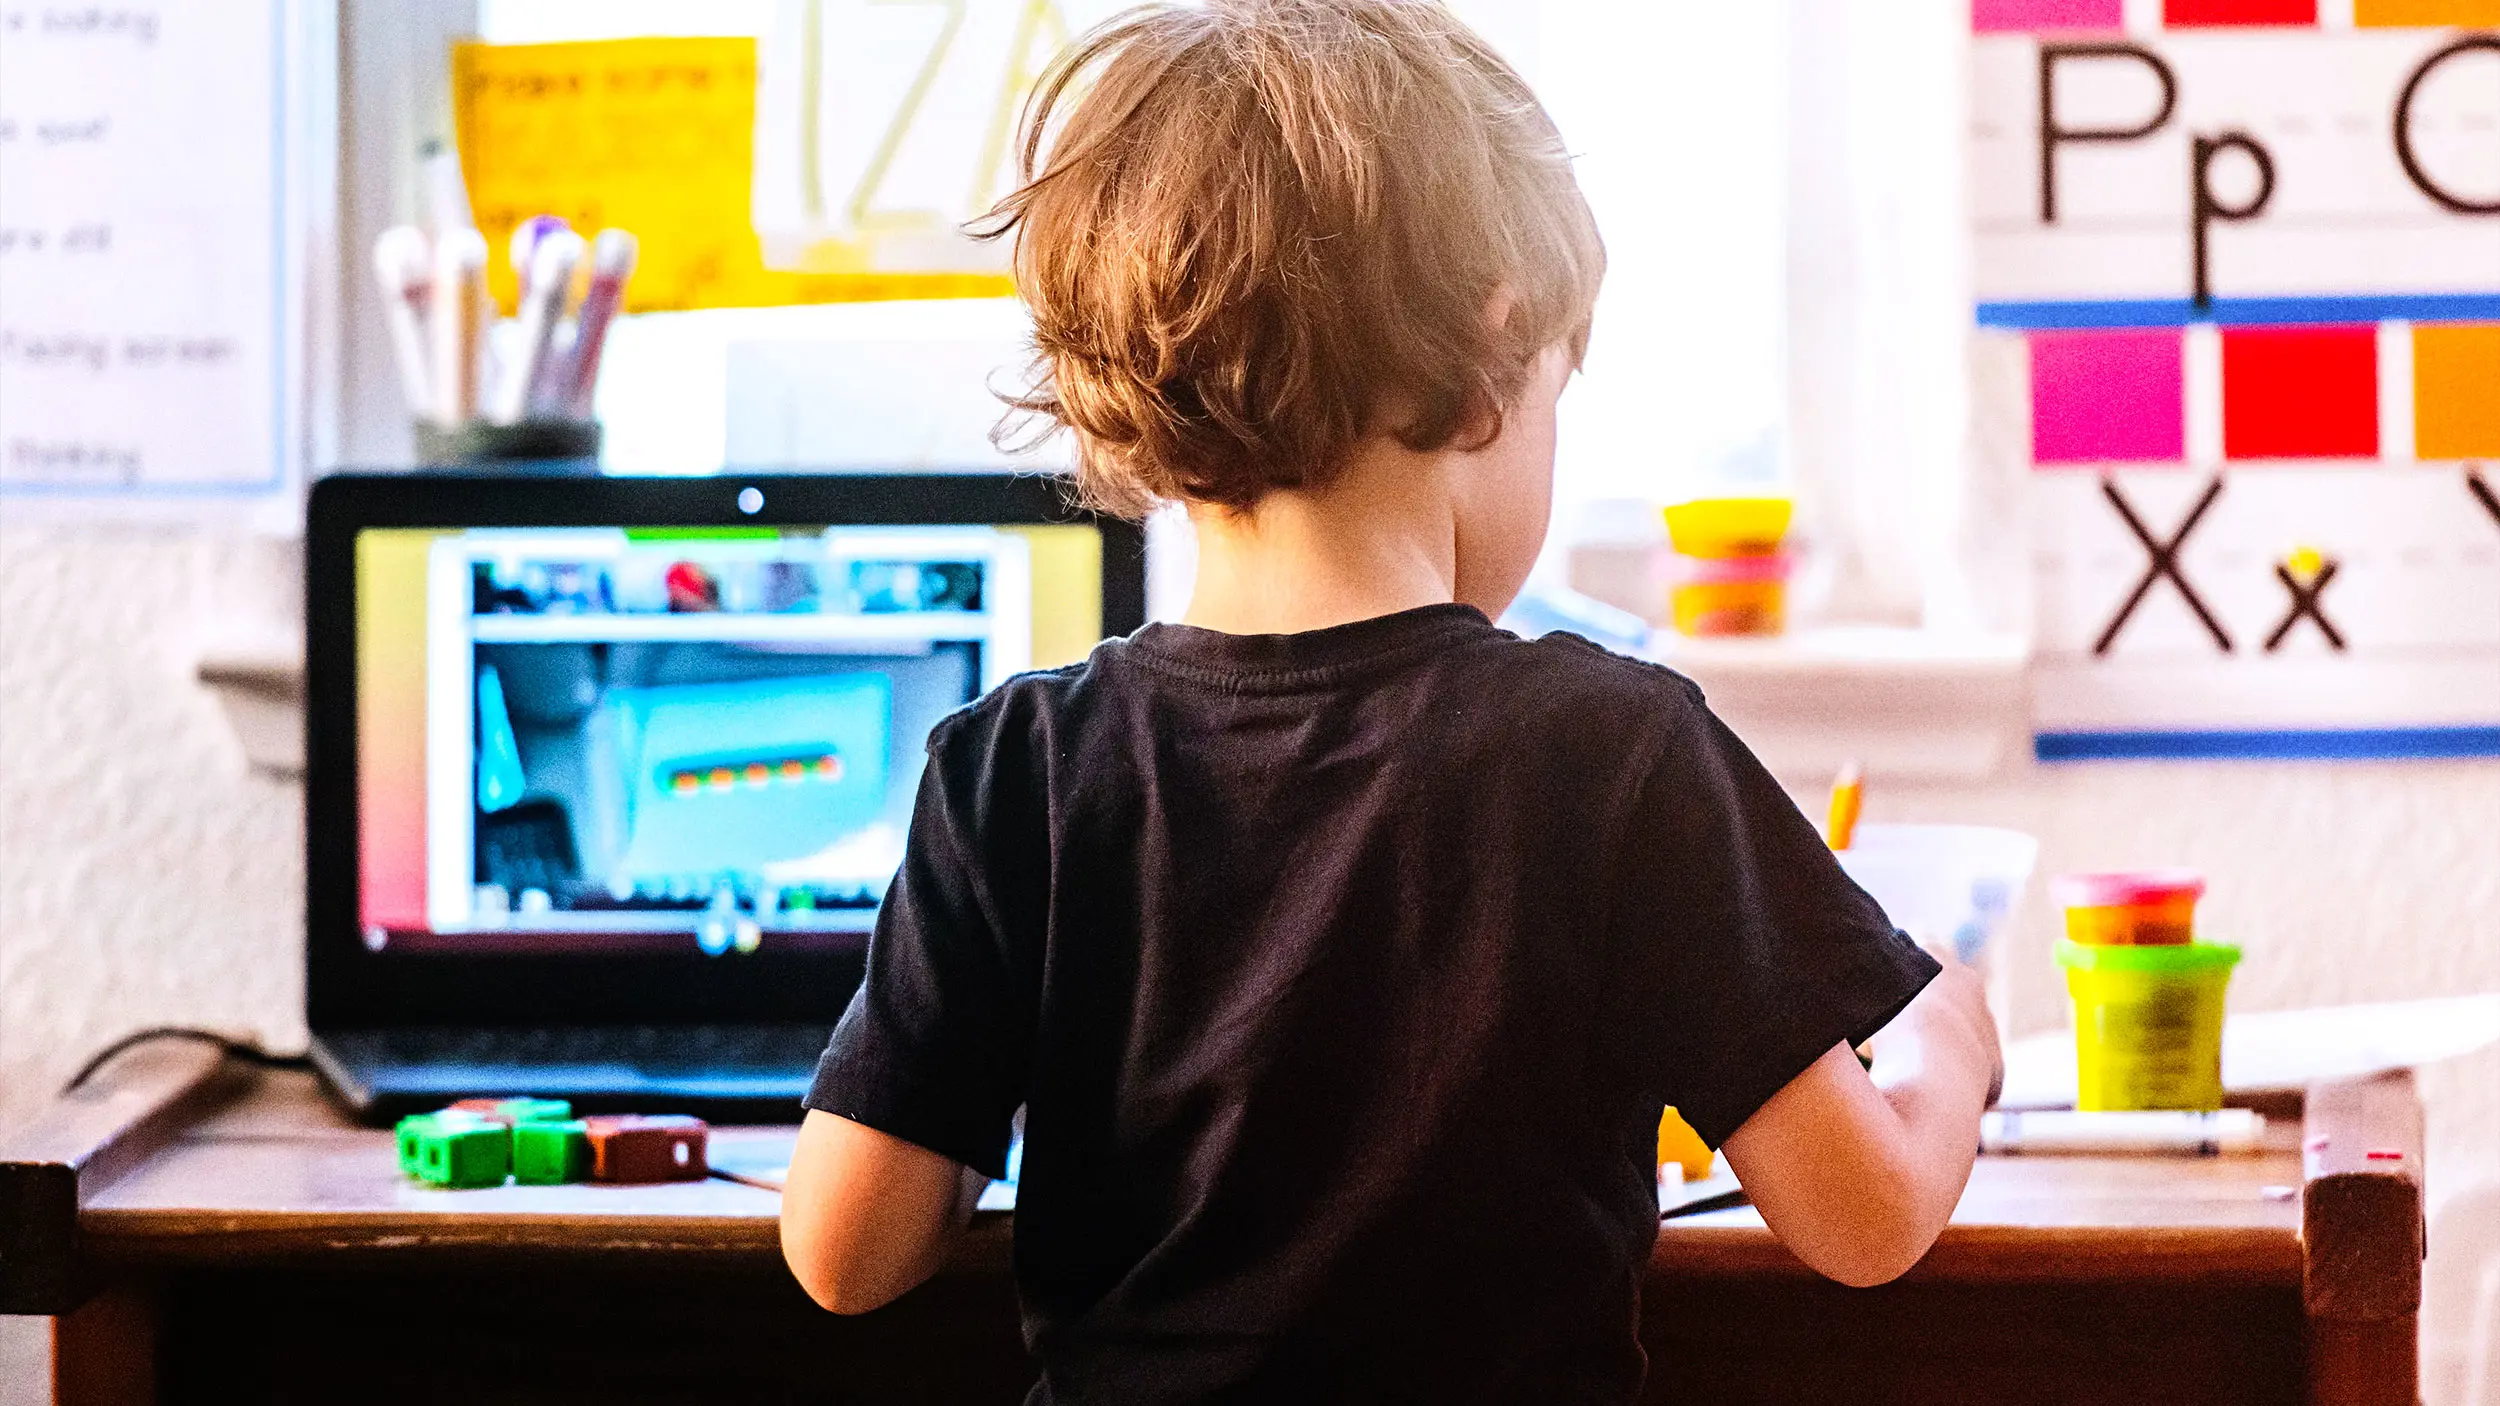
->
[0,526,307,1138]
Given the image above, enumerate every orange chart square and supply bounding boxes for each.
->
[2415,324,2500,461]
[2355,0,2500,24]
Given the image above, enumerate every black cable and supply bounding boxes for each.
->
[60,1026,312,1095]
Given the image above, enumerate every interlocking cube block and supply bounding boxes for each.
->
[396,1110,491,1176]
[584,1115,709,1183]
[511,1119,593,1185]
[446,1097,574,1124]
[400,1113,512,1188]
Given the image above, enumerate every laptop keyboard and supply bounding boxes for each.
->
[321,1023,836,1112]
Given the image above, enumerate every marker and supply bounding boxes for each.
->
[491,229,582,424]
[508,214,571,302]
[1981,1109,2266,1158]
[371,225,433,418]
[421,139,472,236]
[1825,760,1864,851]
[430,227,488,425]
[559,228,638,418]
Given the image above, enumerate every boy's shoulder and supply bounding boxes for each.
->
[1498,627,1708,711]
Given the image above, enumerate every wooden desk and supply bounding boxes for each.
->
[3,1048,2424,1405]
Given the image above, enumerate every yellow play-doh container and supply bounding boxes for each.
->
[1669,552,1789,638]
[2053,870,2204,946]
[1663,497,1792,558]
[2057,938,2239,1112]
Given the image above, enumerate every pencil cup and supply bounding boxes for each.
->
[2057,938,2239,1112]
[415,418,602,469]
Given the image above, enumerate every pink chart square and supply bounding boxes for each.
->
[2030,329,2186,466]
[1972,0,2125,30]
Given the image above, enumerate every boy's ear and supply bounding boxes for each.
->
[1482,287,1519,336]
[1446,288,1522,450]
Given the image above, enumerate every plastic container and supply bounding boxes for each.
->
[2054,870,2205,946]
[1662,497,1792,558]
[1836,824,2040,967]
[1669,552,1790,637]
[1657,1107,1712,1184]
[2057,937,2240,1112]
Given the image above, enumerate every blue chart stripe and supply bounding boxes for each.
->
[1978,294,2500,330]
[2036,728,2500,762]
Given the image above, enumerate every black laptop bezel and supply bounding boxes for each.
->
[305,471,1145,1031]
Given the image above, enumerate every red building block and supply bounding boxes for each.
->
[584,1115,709,1183]
[2164,0,2317,23]
[2221,326,2379,461]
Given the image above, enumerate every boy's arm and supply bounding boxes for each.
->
[1718,960,1998,1288]
[780,1110,988,1314]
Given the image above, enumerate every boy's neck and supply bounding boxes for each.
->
[1180,449,1462,636]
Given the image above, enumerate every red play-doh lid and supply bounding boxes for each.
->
[2052,870,2206,909]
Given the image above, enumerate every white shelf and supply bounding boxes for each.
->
[1645,626,2032,783]
[200,623,2035,784]
[196,632,305,776]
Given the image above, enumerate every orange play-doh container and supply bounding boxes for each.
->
[2052,870,2205,946]
[1668,551,1789,638]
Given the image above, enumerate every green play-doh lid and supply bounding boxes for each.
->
[2054,937,2242,972]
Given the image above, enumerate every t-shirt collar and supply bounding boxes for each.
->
[1124,602,1497,689]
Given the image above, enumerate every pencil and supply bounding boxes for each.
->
[1825,760,1863,851]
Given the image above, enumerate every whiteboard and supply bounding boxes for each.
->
[0,0,296,505]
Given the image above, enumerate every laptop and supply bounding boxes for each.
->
[304,472,1146,1124]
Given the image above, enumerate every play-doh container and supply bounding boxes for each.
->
[1668,551,1790,638]
[2056,937,2240,1112]
[1662,497,1792,558]
[2053,870,2205,946]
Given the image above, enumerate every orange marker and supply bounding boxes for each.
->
[1825,761,1864,851]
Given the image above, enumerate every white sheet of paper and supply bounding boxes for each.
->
[0,0,295,507]
[2000,993,2500,1111]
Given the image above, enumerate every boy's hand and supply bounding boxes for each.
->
[1721,956,1998,1288]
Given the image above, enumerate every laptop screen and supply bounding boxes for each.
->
[352,521,1100,959]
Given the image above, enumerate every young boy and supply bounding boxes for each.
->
[781,1,1999,1400]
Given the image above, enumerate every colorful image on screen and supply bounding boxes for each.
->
[356,523,1102,957]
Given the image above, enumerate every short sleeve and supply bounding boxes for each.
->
[1611,682,1939,1150]
[803,721,1036,1181]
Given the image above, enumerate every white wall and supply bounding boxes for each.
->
[0,526,308,1142]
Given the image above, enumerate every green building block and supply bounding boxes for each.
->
[447,1096,574,1124]
[395,1115,430,1178]
[401,1114,512,1188]
[511,1119,593,1185]
[394,1110,483,1176]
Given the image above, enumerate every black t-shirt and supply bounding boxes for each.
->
[807,603,1936,1404]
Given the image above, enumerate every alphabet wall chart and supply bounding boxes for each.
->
[1970,3,2500,759]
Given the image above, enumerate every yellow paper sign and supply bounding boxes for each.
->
[451,36,1014,313]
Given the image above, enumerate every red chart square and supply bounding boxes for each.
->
[2164,0,2317,22]
[2221,326,2379,461]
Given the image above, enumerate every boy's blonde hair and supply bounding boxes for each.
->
[981,0,1604,519]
